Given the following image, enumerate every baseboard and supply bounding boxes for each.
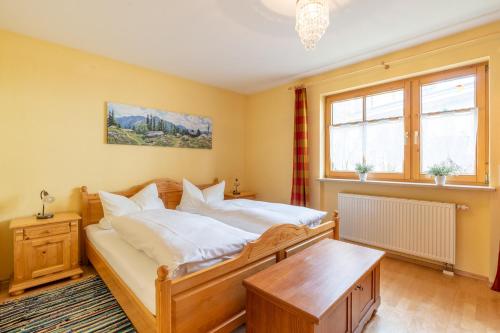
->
[341,238,490,282]
[453,268,490,282]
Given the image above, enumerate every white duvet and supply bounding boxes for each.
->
[110,209,258,278]
[182,199,328,234]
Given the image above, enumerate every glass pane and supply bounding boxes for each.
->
[366,89,404,121]
[421,110,477,175]
[421,75,475,114]
[365,119,404,173]
[332,98,363,125]
[330,124,363,171]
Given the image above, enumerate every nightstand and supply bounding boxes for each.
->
[224,191,257,200]
[9,212,83,296]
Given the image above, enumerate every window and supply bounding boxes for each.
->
[326,81,410,180]
[325,63,488,184]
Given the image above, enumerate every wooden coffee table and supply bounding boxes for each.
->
[243,239,385,333]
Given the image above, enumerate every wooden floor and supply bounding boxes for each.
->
[1,258,499,332]
[365,258,500,333]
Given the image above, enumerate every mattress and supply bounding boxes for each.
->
[86,224,157,314]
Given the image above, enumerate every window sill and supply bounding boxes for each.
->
[317,178,496,192]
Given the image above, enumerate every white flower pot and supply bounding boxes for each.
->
[359,173,368,182]
[434,175,447,186]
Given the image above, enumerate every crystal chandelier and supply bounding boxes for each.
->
[295,0,330,51]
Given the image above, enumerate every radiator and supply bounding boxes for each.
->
[338,193,456,265]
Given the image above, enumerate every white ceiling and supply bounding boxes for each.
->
[1,0,500,94]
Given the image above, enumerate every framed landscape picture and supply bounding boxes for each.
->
[106,102,212,149]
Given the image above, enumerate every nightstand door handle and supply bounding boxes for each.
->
[34,239,53,246]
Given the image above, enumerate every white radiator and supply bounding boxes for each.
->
[339,193,456,265]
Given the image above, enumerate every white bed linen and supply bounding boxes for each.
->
[86,225,233,315]
[179,199,327,234]
[110,209,258,278]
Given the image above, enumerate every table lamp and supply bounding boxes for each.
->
[37,190,55,219]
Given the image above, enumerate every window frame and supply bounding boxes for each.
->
[324,63,488,185]
[325,80,411,180]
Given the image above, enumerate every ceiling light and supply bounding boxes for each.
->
[295,0,330,51]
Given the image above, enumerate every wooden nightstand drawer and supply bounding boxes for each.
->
[24,223,70,240]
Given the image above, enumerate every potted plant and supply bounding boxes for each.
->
[427,160,460,186]
[355,163,373,182]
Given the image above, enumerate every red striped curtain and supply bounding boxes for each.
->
[492,242,500,292]
[291,87,309,207]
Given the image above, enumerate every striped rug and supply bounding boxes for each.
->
[0,276,135,333]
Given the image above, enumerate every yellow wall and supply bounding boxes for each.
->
[246,21,500,281]
[0,30,248,281]
[2,22,500,283]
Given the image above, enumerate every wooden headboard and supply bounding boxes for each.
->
[80,178,217,230]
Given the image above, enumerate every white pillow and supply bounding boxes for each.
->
[177,179,205,213]
[131,183,165,210]
[99,183,165,219]
[99,191,141,217]
[178,179,225,212]
[202,180,225,203]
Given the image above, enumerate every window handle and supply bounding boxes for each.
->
[405,131,409,145]
[414,131,419,145]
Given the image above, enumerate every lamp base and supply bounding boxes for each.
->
[36,213,54,219]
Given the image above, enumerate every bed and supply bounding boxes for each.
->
[81,178,339,333]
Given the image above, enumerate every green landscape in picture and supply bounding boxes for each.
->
[107,102,212,149]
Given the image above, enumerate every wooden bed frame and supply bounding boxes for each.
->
[81,178,339,333]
